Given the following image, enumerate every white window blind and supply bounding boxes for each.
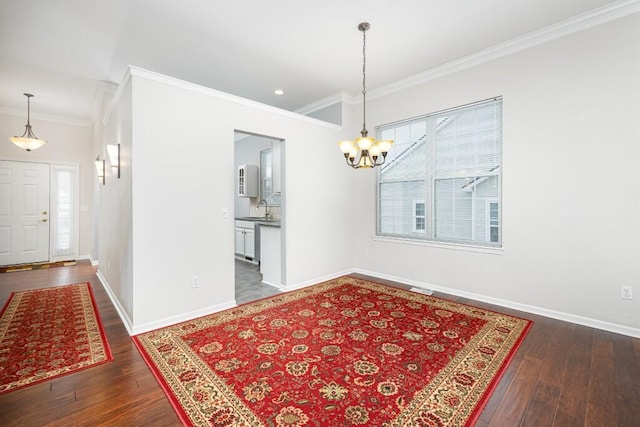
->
[377,98,502,246]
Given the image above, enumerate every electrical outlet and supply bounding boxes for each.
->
[621,286,632,300]
[192,276,200,288]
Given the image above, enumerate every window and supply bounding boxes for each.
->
[260,149,280,206]
[377,98,502,247]
[487,200,499,243]
[50,164,78,260]
[412,200,425,233]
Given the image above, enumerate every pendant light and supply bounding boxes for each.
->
[338,22,393,169]
[9,93,47,151]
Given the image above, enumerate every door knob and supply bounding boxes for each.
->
[42,211,48,215]
[40,218,48,222]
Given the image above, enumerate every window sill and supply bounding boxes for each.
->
[372,235,504,255]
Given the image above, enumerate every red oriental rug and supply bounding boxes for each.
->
[0,283,112,395]
[134,276,532,426]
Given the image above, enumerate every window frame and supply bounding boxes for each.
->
[375,97,502,249]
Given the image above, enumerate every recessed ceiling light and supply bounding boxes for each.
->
[273,89,284,95]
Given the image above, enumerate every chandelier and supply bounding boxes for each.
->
[338,22,393,169]
[9,93,47,151]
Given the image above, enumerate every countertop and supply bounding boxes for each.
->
[236,217,281,227]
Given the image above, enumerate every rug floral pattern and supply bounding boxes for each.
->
[134,277,531,426]
[0,282,112,394]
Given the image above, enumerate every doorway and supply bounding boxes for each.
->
[233,131,284,304]
[0,160,79,266]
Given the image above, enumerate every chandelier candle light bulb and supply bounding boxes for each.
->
[338,22,393,169]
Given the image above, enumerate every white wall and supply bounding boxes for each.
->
[306,103,342,126]
[352,13,640,333]
[0,114,94,259]
[97,79,134,323]
[97,68,353,332]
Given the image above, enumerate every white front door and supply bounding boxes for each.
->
[0,160,50,265]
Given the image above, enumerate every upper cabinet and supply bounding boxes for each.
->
[238,164,258,198]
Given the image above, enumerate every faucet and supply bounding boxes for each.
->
[257,199,269,219]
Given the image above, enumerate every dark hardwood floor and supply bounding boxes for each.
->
[0,262,638,426]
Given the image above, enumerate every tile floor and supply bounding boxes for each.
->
[235,259,281,305]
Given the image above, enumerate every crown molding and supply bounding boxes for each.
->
[103,66,343,130]
[295,91,358,115]
[90,80,118,124]
[0,106,92,128]
[363,0,640,102]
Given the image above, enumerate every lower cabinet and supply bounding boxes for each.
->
[260,225,281,287]
[235,220,255,260]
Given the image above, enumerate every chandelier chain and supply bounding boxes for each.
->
[26,94,32,127]
[361,27,367,135]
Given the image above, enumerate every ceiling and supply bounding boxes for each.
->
[0,0,624,124]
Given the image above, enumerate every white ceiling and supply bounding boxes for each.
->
[0,0,626,124]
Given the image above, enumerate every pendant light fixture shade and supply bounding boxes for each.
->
[338,22,393,169]
[9,93,47,151]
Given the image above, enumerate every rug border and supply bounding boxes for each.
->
[132,336,193,426]
[0,282,114,395]
[465,313,532,426]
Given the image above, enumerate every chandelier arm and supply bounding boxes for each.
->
[345,155,354,167]
[27,125,39,139]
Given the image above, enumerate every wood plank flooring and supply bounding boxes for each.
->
[0,263,638,426]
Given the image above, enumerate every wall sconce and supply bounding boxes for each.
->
[107,143,120,178]
[95,156,105,185]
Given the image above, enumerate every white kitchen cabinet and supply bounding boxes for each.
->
[235,220,255,259]
[238,164,258,198]
[235,228,245,256]
[244,228,255,258]
[260,224,281,288]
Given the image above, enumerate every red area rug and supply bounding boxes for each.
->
[134,276,531,426]
[0,283,112,394]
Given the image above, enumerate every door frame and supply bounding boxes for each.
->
[0,158,80,265]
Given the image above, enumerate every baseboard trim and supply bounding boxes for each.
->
[130,300,237,335]
[96,269,134,335]
[354,268,640,339]
[78,254,99,266]
[96,269,236,336]
[283,268,357,292]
